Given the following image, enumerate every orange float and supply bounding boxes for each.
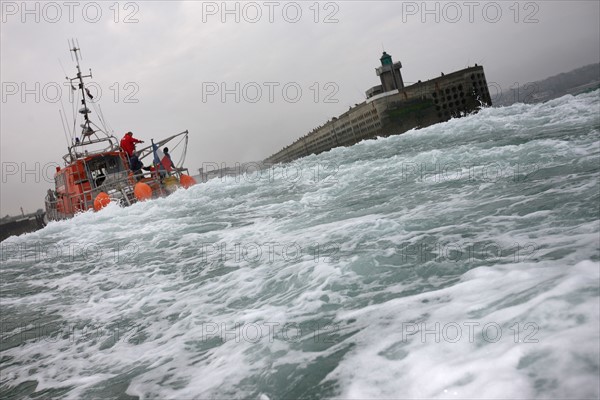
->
[134,182,153,201]
[93,192,111,211]
[179,174,197,189]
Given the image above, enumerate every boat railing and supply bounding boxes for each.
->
[44,195,61,221]
[63,136,120,164]
[45,170,173,221]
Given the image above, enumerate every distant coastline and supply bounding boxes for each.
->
[494,63,600,106]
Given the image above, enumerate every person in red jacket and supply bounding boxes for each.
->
[120,132,144,157]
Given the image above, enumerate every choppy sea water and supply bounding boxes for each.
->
[1,91,599,399]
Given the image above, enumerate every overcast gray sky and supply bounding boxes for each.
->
[1,0,599,216]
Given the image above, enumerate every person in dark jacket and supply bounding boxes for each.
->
[129,152,144,181]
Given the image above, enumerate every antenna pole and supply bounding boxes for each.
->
[68,39,94,139]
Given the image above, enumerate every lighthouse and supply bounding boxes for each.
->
[376,51,404,92]
[366,51,405,98]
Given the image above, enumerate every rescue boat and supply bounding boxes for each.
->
[44,42,196,222]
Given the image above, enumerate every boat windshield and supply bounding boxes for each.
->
[87,154,124,188]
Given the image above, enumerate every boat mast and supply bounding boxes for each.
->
[62,40,119,164]
[68,39,94,140]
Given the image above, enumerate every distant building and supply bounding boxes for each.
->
[264,52,492,164]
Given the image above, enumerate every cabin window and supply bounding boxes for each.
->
[87,155,124,188]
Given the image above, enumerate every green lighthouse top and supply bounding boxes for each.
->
[380,51,393,66]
